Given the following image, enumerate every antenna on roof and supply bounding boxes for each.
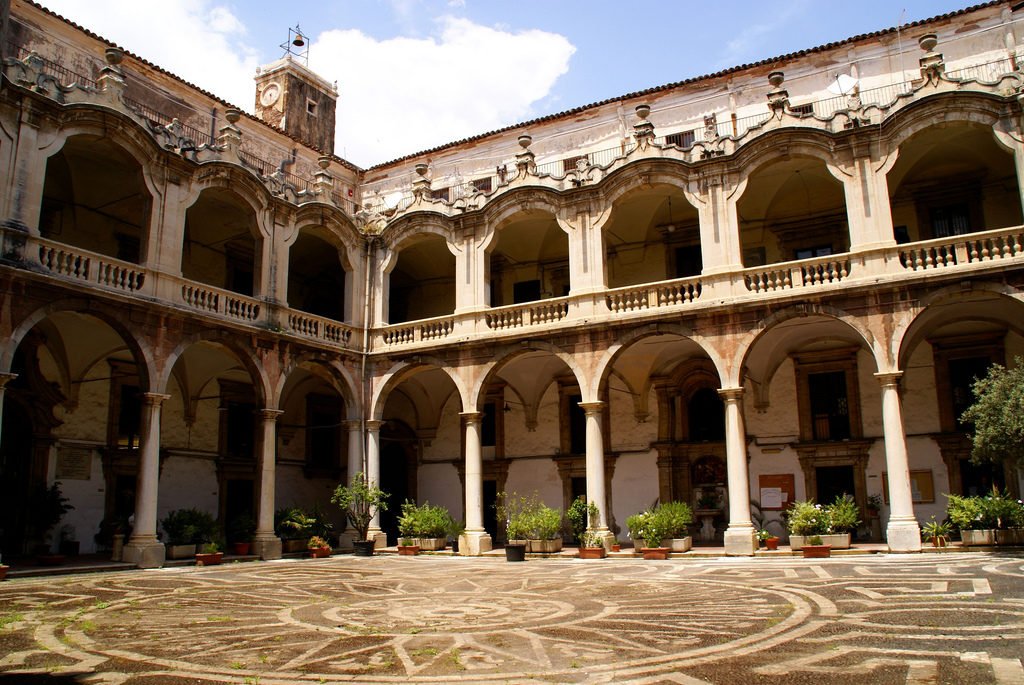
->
[281,24,309,65]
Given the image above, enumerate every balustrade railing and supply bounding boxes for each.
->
[287,311,354,345]
[180,282,260,322]
[380,315,455,345]
[606,277,701,313]
[35,239,146,293]
[900,226,1024,271]
[485,298,569,330]
[744,256,850,293]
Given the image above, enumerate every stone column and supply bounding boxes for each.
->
[338,420,364,549]
[365,420,386,548]
[253,409,284,560]
[0,373,16,451]
[580,401,614,547]
[876,373,922,552]
[459,411,492,555]
[719,388,757,555]
[122,392,170,568]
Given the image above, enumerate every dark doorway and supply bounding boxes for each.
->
[0,401,33,557]
[816,465,855,505]
[225,479,254,538]
[483,479,498,541]
[569,394,586,455]
[959,459,1004,497]
[379,437,411,545]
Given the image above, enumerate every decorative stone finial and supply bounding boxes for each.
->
[518,133,532,149]
[768,71,785,88]
[635,104,651,120]
[105,47,124,66]
[918,33,938,53]
[225,108,241,125]
[318,155,331,170]
[415,162,429,177]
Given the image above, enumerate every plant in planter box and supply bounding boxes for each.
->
[946,493,995,545]
[161,508,215,559]
[497,491,562,551]
[331,472,389,556]
[785,499,853,549]
[866,494,883,518]
[825,495,861,537]
[656,501,694,551]
[802,534,830,558]
[195,541,223,566]
[921,517,952,547]
[566,496,592,545]
[627,509,671,558]
[398,500,454,550]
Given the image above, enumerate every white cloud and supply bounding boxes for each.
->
[311,17,575,167]
[36,0,259,112]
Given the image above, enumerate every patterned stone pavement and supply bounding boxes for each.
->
[0,552,1022,684]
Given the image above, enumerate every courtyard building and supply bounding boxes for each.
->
[1,0,1023,565]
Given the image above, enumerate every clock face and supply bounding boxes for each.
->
[260,83,280,107]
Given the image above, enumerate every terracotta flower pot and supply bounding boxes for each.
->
[309,546,332,558]
[397,545,420,556]
[195,552,223,566]
[765,537,780,551]
[232,542,251,556]
[641,547,671,560]
[578,546,606,559]
[801,545,831,559]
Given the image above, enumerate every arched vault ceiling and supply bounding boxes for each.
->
[604,186,697,246]
[888,124,1015,191]
[494,351,572,406]
[493,214,566,264]
[744,317,869,387]
[738,158,843,221]
[174,341,254,390]
[898,293,1024,367]
[608,334,711,389]
[385,366,457,431]
[394,234,454,281]
[43,312,133,381]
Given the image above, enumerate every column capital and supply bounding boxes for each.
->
[578,401,605,415]
[0,372,18,389]
[141,392,172,406]
[365,419,384,432]
[343,419,362,431]
[460,411,484,424]
[717,386,744,402]
[258,408,284,421]
[874,371,904,388]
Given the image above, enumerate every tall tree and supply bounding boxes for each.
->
[961,358,1024,466]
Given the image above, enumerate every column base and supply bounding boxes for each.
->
[122,537,166,569]
[458,531,492,556]
[724,527,758,556]
[886,518,923,553]
[367,530,387,549]
[590,529,617,551]
[253,535,282,560]
[337,529,358,551]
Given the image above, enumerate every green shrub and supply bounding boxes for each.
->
[921,517,952,541]
[524,505,563,540]
[161,509,217,545]
[826,495,861,533]
[331,472,389,540]
[946,494,987,530]
[626,510,670,548]
[398,501,454,538]
[656,501,694,538]
[496,492,561,541]
[274,507,314,540]
[785,500,832,536]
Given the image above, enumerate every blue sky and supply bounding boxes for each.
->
[39,0,976,167]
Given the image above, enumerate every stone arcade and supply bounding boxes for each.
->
[1,0,1023,566]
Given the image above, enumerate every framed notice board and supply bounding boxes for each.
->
[882,470,935,504]
[758,474,796,511]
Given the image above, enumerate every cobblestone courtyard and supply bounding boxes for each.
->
[1,552,1022,684]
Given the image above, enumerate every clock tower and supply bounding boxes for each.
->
[254,54,338,153]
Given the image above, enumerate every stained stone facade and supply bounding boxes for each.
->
[2,0,1023,566]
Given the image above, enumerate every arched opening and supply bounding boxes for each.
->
[603,185,700,288]
[379,420,417,545]
[887,122,1022,243]
[40,135,151,263]
[488,209,569,306]
[388,234,455,323]
[738,156,848,267]
[182,188,260,296]
[287,231,348,321]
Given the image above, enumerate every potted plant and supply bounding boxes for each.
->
[921,517,952,547]
[58,525,80,557]
[801,534,831,558]
[447,518,465,554]
[496,491,530,561]
[785,498,855,550]
[397,538,420,556]
[398,500,454,550]
[0,556,7,581]
[578,530,607,559]
[524,502,563,554]
[573,500,606,559]
[161,508,211,559]
[307,535,332,558]
[566,496,590,545]
[865,494,883,519]
[824,495,860,548]
[27,482,74,563]
[986,490,1024,545]
[757,528,780,550]
[946,493,995,546]
[331,472,389,557]
[275,507,314,553]
[195,541,223,566]
[696,488,721,511]
[228,513,255,556]
[627,509,671,559]
[657,501,694,552]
